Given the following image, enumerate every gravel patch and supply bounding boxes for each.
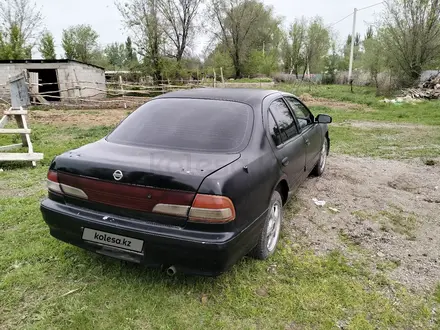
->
[286,154,440,292]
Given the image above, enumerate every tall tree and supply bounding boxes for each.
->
[365,26,374,41]
[208,0,281,78]
[0,24,31,59]
[323,41,344,84]
[39,32,56,59]
[125,36,136,62]
[62,25,99,64]
[286,18,307,77]
[303,17,330,77]
[381,0,440,85]
[105,42,126,68]
[158,0,203,62]
[363,35,385,89]
[117,0,163,80]
[0,0,44,53]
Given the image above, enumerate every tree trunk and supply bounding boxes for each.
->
[234,66,241,79]
[301,66,307,80]
[233,52,241,79]
[409,64,422,86]
[176,48,184,63]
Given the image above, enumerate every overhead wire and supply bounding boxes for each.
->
[328,1,385,28]
[328,12,353,28]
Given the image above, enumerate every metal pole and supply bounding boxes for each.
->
[348,8,357,82]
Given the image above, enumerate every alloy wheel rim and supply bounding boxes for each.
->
[267,202,281,252]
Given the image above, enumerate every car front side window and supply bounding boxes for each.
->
[285,97,314,130]
[268,99,299,145]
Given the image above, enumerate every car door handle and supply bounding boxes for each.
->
[281,157,289,167]
[305,139,310,146]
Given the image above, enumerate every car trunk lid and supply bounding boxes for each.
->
[51,140,240,225]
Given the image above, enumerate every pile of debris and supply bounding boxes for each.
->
[402,72,440,100]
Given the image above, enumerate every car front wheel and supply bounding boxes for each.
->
[249,190,282,260]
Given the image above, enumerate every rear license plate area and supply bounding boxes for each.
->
[82,228,144,253]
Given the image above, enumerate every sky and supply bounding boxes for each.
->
[34,0,385,58]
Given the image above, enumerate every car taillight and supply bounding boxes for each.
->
[189,194,235,224]
[47,171,62,194]
[151,204,190,217]
[152,194,236,223]
[47,171,88,199]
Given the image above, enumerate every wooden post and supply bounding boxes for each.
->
[119,76,127,108]
[213,69,217,88]
[73,69,80,106]
[29,72,39,104]
[220,67,225,86]
[119,76,125,95]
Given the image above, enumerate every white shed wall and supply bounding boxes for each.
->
[0,61,106,102]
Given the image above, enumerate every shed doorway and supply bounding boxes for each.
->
[28,69,60,102]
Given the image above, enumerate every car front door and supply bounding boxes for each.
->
[285,96,323,172]
[266,98,306,190]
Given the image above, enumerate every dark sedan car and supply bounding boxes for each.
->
[41,88,331,276]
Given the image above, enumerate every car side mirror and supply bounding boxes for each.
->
[316,114,332,124]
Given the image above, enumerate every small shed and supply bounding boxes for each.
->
[0,59,106,103]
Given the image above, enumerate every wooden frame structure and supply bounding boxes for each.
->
[0,107,43,166]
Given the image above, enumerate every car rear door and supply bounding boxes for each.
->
[266,98,306,190]
[284,96,323,172]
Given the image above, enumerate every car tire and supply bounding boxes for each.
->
[249,190,283,260]
[312,138,328,177]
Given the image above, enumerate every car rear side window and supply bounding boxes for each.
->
[107,98,253,152]
[269,99,298,145]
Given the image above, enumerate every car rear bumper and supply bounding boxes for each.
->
[40,199,266,276]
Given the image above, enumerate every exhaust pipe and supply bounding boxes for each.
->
[166,265,177,276]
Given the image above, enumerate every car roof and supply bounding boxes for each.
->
[155,88,282,106]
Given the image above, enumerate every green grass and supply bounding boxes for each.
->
[328,125,440,159]
[1,106,440,329]
[276,84,440,160]
[310,103,440,126]
[230,77,274,83]
[0,175,437,329]
[278,84,440,126]
[351,207,418,239]
[202,77,274,85]
[278,84,380,106]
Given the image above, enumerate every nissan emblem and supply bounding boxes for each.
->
[113,170,123,181]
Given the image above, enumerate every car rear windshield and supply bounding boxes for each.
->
[106,98,253,152]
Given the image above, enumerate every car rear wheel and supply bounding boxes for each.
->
[312,138,328,176]
[249,191,282,260]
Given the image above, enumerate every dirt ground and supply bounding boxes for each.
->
[289,154,440,292]
[30,109,130,127]
[299,93,375,111]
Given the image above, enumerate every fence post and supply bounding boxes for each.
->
[119,76,125,96]
[220,67,225,87]
[213,69,217,88]
[119,75,127,108]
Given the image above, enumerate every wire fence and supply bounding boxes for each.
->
[0,79,206,109]
[0,78,276,109]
